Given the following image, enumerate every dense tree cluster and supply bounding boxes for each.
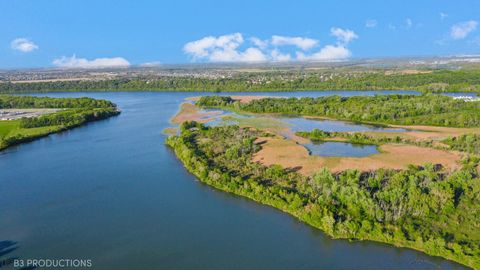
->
[1,69,480,93]
[0,95,119,150]
[0,95,116,109]
[167,122,480,269]
[198,94,480,127]
[19,108,119,128]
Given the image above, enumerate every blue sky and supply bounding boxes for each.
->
[1,0,480,68]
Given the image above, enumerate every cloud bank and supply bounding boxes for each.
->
[11,38,38,52]
[450,20,478,40]
[52,55,130,68]
[270,35,318,50]
[183,28,358,63]
[365,19,377,28]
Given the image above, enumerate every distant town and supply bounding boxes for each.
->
[1,55,479,84]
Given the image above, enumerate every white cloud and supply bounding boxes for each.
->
[140,61,162,67]
[184,29,358,63]
[184,33,244,60]
[250,37,268,49]
[11,38,38,52]
[271,35,318,50]
[450,20,478,40]
[270,49,291,62]
[365,19,377,28]
[406,18,413,28]
[239,48,268,62]
[440,12,448,20]
[297,45,351,61]
[52,55,130,68]
[183,33,267,62]
[330,27,358,45]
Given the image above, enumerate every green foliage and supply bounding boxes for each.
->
[0,95,116,109]
[167,123,480,269]
[19,108,119,128]
[199,94,480,127]
[297,129,434,148]
[2,69,480,93]
[443,134,480,154]
[196,96,234,107]
[0,120,20,139]
[0,95,119,150]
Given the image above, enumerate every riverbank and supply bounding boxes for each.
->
[183,95,479,172]
[166,123,480,270]
[0,95,120,150]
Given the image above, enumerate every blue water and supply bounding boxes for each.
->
[280,117,406,133]
[305,141,379,157]
[0,91,467,270]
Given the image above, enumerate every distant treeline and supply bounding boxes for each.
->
[2,69,480,93]
[197,94,480,127]
[19,108,119,128]
[167,122,480,269]
[0,95,116,109]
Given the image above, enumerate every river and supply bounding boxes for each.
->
[0,91,468,270]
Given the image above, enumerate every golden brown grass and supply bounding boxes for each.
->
[170,103,222,124]
[253,136,462,175]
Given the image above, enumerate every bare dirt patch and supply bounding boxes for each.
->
[0,108,61,120]
[163,127,178,136]
[171,103,222,124]
[380,125,480,141]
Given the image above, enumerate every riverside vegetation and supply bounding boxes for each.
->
[0,95,120,150]
[2,69,480,93]
[196,94,480,127]
[167,121,480,269]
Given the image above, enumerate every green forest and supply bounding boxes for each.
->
[167,122,480,269]
[0,95,119,150]
[197,94,480,127]
[0,95,116,108]
[2,69,480,93]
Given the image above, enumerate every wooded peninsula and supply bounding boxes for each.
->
[167,94,480,269]
[0,95,120,150]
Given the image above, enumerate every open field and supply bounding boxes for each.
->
[0,120,20,139]
[252,136,463,174]
[0,119,63,150]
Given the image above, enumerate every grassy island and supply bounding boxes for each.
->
[0,95,120,150]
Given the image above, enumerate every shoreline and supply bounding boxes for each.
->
[166,130,477,270]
